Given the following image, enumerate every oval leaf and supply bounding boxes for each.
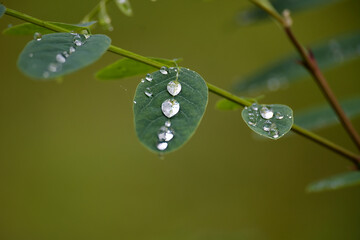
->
[307,171,360,193]
[295,96,360,131]
[3,21,96,35]
[0,4,5,18]
[242,103,293,139]
[233,31,360,94]
[115,0,133,16]
[133,67,208,154]
[17,33,111,79]
[96,57,179,80]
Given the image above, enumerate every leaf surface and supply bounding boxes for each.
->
[115,0,133,16]
[307,171,360,193]
[242,103,293,139]
[96,57,178,80]
[17,33,111,79]
[3,21,96,35]
[133,67,208,153]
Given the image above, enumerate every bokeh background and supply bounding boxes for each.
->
[1,0,360,239]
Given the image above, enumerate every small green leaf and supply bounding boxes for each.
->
[0,4,5,18]
[133,67,208,154]
[295,96,360,131]
[240,0,342,24]
[307,171,360,193]
[96,57,179,80]
[98,0,113,31]
[233,32,360,93]
[17,33,111,79]
[242,103,293,139]
[115,0,133,16]
[3,21,96,35]
[216,99,241,111]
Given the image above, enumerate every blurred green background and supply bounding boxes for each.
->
[1,0,360,239]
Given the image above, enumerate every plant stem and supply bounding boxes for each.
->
[283,26,360,151]
[4,7,360,167]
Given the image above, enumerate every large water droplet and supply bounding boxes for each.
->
[145,73,153,82]
[34,32,42,41]
[157,142,168,151]
[275,112,284,120]
[161,99,180,118]
[56,53,66,63]
[144,87,153,97]
[158,126,174,142]
[167,81,182,96]
[165,120,171,127]
[160,66,168,75]
[260,106,274,119]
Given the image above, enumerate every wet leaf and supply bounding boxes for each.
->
[0,4,5,18]
[239,0,342,25]
[115,0,133,16]
[133,67,208,154]
[307,171,360,193]
[216,99,241,111]
[96,57,179,80]
[295,96,360,131]
[17,33,111,79]
[242,103,293,139]
[232,32,360,93]
[3,21,96,35]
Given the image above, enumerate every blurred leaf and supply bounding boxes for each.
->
[295,96,360,131]
[115,0,133,16]
[96,57,179,80]
[307,171,360,193]
[134,67,208,153]
[216,99,241,111]
[240,0,342,25]
[98,0,113,31]
[17,33,111,79]
[3,21,96,35]
[0,4,5,18]
[232,32,360,93]
[242,103,293,139]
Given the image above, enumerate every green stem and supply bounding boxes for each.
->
[4,7,360,167]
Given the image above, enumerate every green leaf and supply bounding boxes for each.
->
[0,4,5,18]
[240,0,342,25]
[307,171,360,193]
[96,57,179,80]
[233,31,360,93]
[216,99,241,111]
[295,96,360,131]
[98,0,113,31]
[115,0,133,16]
[133,67,208,154]
[17,33,111,79]
[3,21,96,35]
[242,103,293,139]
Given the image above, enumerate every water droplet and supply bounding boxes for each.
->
[56,53,66,63]
[69,46,76,54]
[62,51,70,58]
[275,112,284,120]
[167,81,182,96]
[141,79,145,83]
[43,71,50,78]
[157,142,168,151]
[251,103,258,111]
[248,121,256,126]
[270,128,279,139]
[29,53,34,58]
[73,34,83,46]
[48,63,61,72]
[165,120,171,127]
[260,106,273,119]
[158,126,174,142]
[34,32,42,41]
[161,99,180,118]
[160,66,168,75]
[145,73,153,82]
[144,87,153,97]
[263,121,272,132]
[133,100,137,104]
